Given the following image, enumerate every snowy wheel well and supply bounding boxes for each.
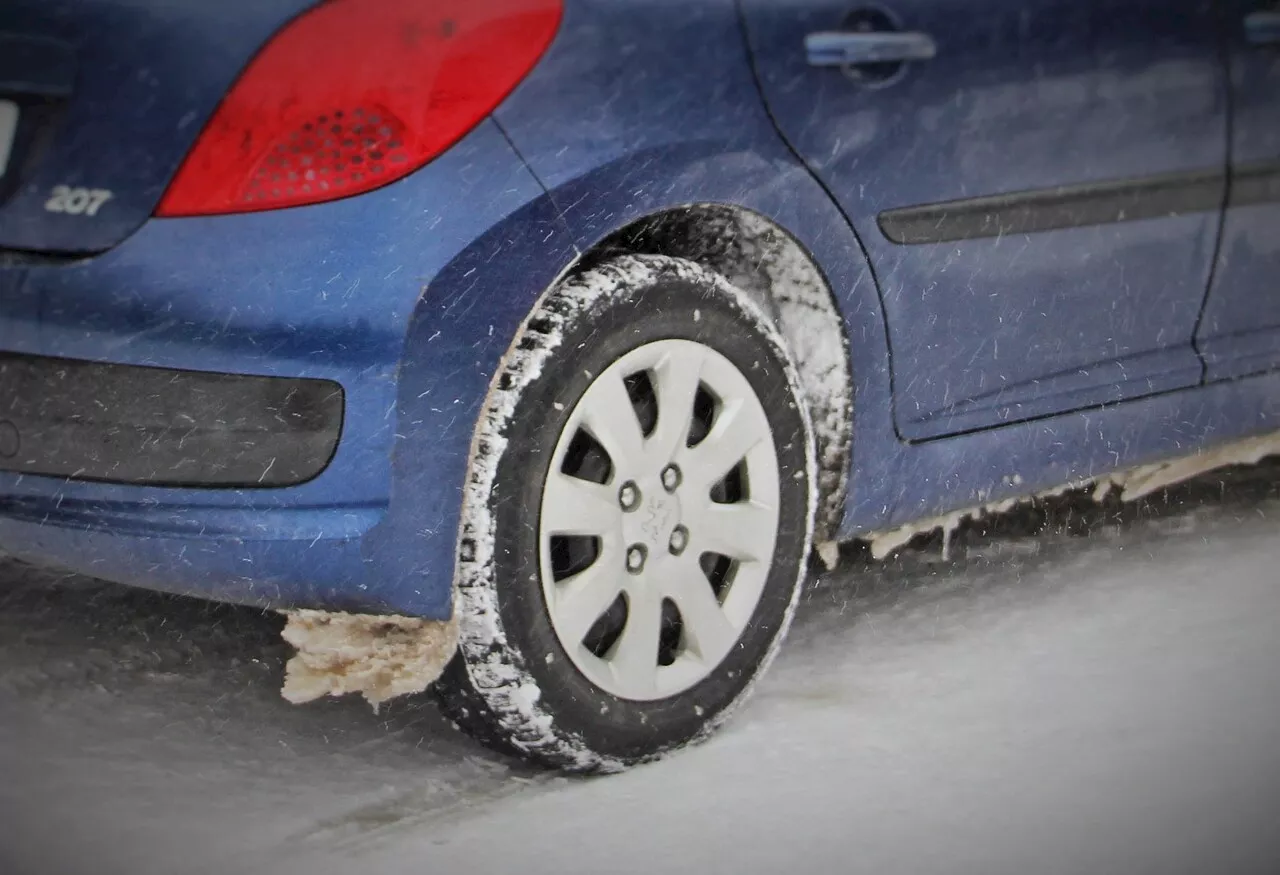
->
[579,204,852,543]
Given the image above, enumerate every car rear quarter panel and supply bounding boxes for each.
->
[0,120,555,618]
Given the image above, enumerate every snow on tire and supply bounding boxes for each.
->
[435,254,817,772]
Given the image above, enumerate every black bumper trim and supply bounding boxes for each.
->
[0,352,343,487]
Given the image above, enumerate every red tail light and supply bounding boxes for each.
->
[156,0,562,217]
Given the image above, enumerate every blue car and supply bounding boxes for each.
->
[1,0,1276,770]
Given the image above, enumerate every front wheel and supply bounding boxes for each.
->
[436,254,816,771]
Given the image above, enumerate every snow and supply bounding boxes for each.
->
[1099,428,1280,501]
[3,462,1280,875]
[279,609,457,708]
[866,479,1089,561]
[865,428,1280,561]
[656,205,852,544]
[720,209,853,545]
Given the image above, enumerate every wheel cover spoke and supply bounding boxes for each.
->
[690,499,777,563]
[680,399,767,492]
[552,546,625,646]
[607,585,663,696]
[664,559,739,665]
[579,369,647,474]
[541,471,618,536]
[648,345,705,461]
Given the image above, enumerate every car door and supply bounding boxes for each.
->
[738,0,1227,440]
[1195,1,1280,381]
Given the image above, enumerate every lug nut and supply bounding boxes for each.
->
[618,481,641,512]
[626,544,647,574]
[661,464,682,492]
[668,525,689,556]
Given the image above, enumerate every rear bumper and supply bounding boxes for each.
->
[0,119,570,619]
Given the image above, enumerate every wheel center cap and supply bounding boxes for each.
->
[625,484,680,550]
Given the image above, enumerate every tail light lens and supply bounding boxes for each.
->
[156,0,562,217]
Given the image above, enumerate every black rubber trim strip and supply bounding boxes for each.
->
[0,352,344,487]
[1230,159,1280,208]
[878,168,1226,245]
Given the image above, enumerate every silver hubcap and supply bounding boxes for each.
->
[538,339,781,701]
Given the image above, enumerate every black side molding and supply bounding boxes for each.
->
[1232,159,1280,208]
[0,353,343,488]
[878,168,1226,245]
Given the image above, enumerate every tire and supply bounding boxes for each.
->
[435,254,816,772]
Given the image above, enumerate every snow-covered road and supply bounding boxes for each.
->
[3,465,1279,875]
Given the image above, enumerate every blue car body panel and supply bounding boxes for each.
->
[1197,0,1280,381]
[0,0,1276,619]
[739,0,1228,440]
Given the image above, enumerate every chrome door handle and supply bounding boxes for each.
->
[805,30,937,67]
[1245,10,1280,45]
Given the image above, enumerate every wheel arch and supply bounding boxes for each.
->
[571,204,853,544]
